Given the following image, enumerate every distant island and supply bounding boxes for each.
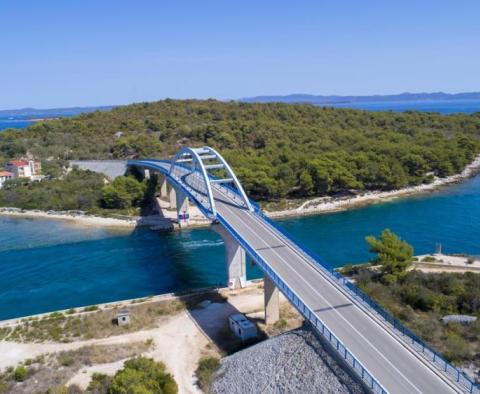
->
[240,91,480,104]
[0,105,115,119]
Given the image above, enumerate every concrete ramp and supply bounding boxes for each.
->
[69,160,128,179]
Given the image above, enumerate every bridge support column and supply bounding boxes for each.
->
[176,189,190,228]
[212,224,246,289]
[167,183,177,209]
[144,169,151,180]
[159,174,168,198]
[264,275,279,324]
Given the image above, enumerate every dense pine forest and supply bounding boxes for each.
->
[1,100,480,201]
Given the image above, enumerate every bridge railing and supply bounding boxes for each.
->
[216,214,387,394]
[132,158,477,392]
[128,159,215,220]
[249,201,478,393]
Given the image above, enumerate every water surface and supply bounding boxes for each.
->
[1,175,480,320]
[328,99,480,114]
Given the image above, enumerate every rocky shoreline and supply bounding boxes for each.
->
[2,154,480,227]
[267,154,480,218]
[0,207,137,228]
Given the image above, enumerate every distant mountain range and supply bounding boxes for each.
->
[240,92,480,104]
[2,92,480,117]
[0,106,114,119]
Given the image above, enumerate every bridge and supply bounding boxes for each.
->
[129,146,478,394]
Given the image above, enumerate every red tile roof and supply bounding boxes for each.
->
[0,171,13,177]
[7,160,29,167]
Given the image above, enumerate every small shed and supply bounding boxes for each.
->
[117,309,131,326]
[441,315,477,325]
[228,313,257,341]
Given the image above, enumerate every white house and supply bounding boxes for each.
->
[0,171,14,188]
[5,160,42,180]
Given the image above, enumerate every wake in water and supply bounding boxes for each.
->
[180,239,224,250]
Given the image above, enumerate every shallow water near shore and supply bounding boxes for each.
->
[1,175,480,320]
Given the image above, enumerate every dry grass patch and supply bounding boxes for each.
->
[1,291,227,343]
[262,302,304,337]
[0,341,152,394]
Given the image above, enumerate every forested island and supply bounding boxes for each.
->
[0,100,480,212]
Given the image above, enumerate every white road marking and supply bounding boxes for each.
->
[217,193,426,393]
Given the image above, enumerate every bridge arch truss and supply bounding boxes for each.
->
[169,146,253,218]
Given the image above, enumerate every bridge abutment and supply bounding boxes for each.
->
[212,224,247,289]
[264,274,279,324]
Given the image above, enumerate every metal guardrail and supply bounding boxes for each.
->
[127,160,215,221]
[250,201,479,394]
[216,214,387,394]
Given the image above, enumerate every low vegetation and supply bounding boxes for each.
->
[0,167,157,214]
[195,357,220,393]
[0,169,105,211]
[0,292,226,343]
[1,100,479,205]
[0,342,152,394]
[263,302,303,337]
[106,356,177,394]
[350,229,480,369]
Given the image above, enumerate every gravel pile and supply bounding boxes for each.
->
[212,326,365,394]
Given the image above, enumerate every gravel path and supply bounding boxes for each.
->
[212,326,366,394]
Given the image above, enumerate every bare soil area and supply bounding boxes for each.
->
[0,283,300,393]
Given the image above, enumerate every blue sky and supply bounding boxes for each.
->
[1,0,479,109]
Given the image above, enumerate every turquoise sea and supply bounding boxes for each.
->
[0,118,36,131]
[328,98,480,114]
[1,175,479,320]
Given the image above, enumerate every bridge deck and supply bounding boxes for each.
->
[136,160,462,394]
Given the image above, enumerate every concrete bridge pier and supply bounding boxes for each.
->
[264,274,280,324]
[176,189,190,228]
[167,183,177,209]
[144,168,151,179]
[159,174,168,198]
[212,224,247,289]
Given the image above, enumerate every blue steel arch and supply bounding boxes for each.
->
[169,146,253,218]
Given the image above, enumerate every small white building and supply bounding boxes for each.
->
[228,313,257,341]
[0,171,13,188]
[116,309,131,326]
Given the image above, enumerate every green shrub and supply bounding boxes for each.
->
[57,352,75,367]
[87,373,112,394]
[422,256,436,262]
[82,305,99,312]
[14,365,27,382]
[273,318,288,330]
[195,357,220,393]
[445,334,471,362]
[109,356,177,394]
